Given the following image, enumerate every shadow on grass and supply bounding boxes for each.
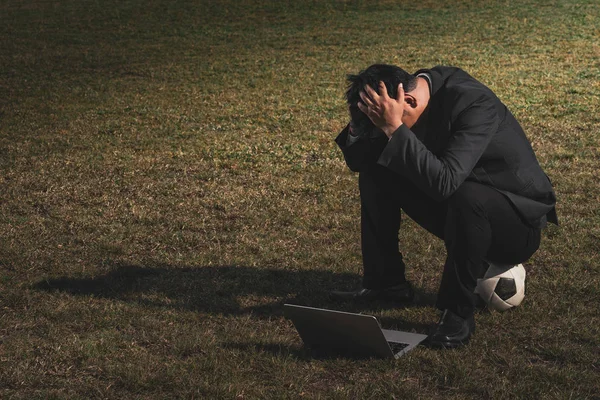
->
[33,262,437,318]
[221,341,310,360]
[221,340,397,361]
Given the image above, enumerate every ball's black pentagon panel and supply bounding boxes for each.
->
[494,277,517,300]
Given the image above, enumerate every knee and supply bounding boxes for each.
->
[359,164,397,194]
[446,182,486,214]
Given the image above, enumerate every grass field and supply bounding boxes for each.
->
[1,0,599,398]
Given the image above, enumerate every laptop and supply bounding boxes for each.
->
[284,304,427,359]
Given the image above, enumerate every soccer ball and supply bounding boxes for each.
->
[475,263,526,311]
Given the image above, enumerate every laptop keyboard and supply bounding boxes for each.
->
[388,341,410,354]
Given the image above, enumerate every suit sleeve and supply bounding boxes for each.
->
[377,95,499,201]
[335,124,388,172]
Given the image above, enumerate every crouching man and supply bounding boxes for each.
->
[332,64,557,348]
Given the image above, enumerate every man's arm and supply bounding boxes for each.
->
[379,96,499,201]
[335,124,388,172]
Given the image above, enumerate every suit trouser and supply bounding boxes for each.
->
[359,164,541,318]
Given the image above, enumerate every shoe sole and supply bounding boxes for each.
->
[422,331,473,349]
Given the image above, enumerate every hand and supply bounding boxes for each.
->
[358,82,405,138]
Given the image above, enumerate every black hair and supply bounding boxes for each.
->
[346,64,417,137]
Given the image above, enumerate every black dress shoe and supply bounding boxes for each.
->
[329,281,414,303]
[423,309,475,349]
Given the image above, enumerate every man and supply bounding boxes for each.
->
[332,64,557,348]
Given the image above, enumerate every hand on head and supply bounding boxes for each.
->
[357,81,405,138]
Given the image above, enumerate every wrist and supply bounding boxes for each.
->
[383,122,403,138]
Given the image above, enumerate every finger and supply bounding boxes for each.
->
[379,81,390,100]
[358,101,378,122]
[357,101,368,115]
[359,91,374,108]
[363,84,380,102]
[397,82,405,102]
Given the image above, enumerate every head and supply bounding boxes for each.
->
[346,64,426,133]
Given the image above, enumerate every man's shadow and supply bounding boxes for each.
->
[34,262,436,317]
[34,262,436,358]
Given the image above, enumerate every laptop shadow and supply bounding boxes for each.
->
[221,340,396,361]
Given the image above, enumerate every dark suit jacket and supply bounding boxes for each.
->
[336,66,557,228]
